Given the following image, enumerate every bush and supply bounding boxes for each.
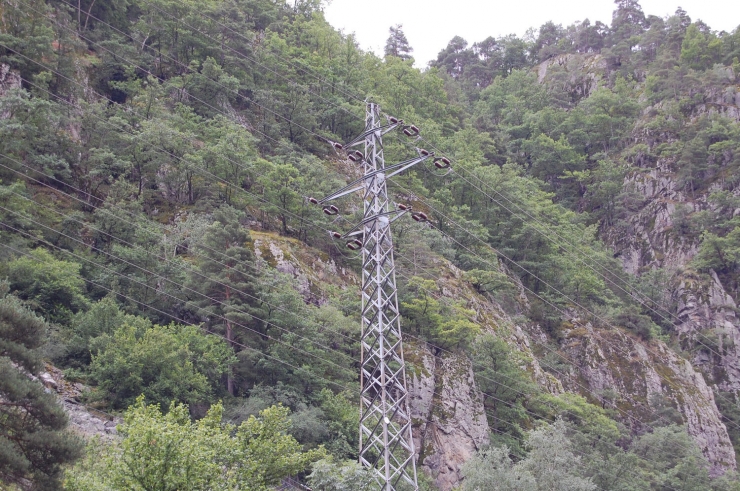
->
[89,323,236,410]
[6,248,88,322]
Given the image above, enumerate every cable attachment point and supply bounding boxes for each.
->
[346,239,363,250]
[348,150,364,162]
[323,205,339,216]
[411,212,428,222]
[434,157,451,169]
[402,125,420,137]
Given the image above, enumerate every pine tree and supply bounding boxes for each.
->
[0,282,82,490]
[384,24,413,60]
[185,206,262,395]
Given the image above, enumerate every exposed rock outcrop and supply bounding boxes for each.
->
[537,53,607,100]
[408,344,489,491]
[38,364,120,441]
[252,230,357,305]
[559,322,736,474]
[0,63,22,119]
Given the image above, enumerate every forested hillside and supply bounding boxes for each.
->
[2,0,740,489]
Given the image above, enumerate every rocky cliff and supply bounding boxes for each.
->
[249,227,739,486]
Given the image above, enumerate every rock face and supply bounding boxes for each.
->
[537,54,607,100]
[407,344,489,491]
[675,271,740,392]
[38,364,120,441]
[0,63,22,119]
[251,230,357,305]
[559,322,736,474]
[593,75,740,471]
[249,228,739,484]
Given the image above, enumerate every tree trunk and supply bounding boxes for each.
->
[225,286,235,396]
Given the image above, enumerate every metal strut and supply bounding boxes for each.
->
[318,103,420,490]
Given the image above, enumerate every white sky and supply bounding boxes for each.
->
[323,0,740,67]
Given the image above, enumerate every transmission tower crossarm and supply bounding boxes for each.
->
[343,119,403,148]
[318,154,432,205]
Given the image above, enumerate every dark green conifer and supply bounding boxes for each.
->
[0,282,82,490]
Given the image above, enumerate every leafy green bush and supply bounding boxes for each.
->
[6,248,88,323]
[89,323,236,410]
[64,398,324,491]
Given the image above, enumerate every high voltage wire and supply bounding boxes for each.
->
[0,190,361,364]
[45,0,721,364]
[0,23,728,446]
[0,79,712,491]
[0,8,692,468]
[0,28,722,447]
[193,3,368,105]
[0,240,355,391]
[0,153,667,445]
[384,176,740,433]
[1,153,694,458]
[24,0,403,178]
[3,0,736,470]
[11,1,327,148]
[2,152,704,489]
[412,133,690,338]
[0,234,669,490]
[0,205,365,382]
[388,160,740,425]
[133,0,365,119]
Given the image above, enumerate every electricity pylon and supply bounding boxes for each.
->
[313,103,445,490]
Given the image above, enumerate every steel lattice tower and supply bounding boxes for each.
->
[315,103,439,490]
[357,103,416,490]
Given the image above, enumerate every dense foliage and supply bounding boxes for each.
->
[64,398,324,491]
[0,283,82,489]
[1,0,740,488]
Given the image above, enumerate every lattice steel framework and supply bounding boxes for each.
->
[316,103,433,490]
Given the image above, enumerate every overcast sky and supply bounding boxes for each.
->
[323,0,740,67]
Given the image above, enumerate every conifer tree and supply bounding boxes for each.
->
[384,24,414,60]
[0,282,82,489]
[185,206,261,395]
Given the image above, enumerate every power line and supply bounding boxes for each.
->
[0,238,667,490]
[0,214,358,389]
[1,36,717,451]
[388,187,740,447]
[0,240,355,393]
[1,151,677,456]
[1,42,719,447]
[2,153,694,468]
[2,5,736,468]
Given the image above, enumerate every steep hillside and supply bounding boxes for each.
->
[3,0,740,490]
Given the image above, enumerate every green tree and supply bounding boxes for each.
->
[185,206,261,395]
[58,296,152,369]
[6,248,88,323]
[308,458,375,491]
[88,322,235,410]
[0,284,82,489]
[384,25,413,61]
[631,425,713,490]
[681,24,723,70]
[462,420,595,491]
[472,333,539,457]
[64,399,324,491]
